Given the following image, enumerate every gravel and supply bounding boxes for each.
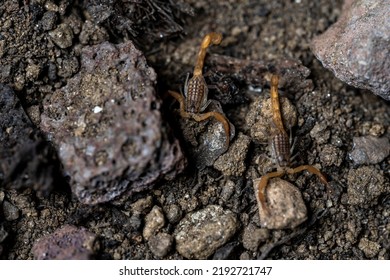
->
[174,205,238,259]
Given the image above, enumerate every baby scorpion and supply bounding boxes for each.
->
[257,74,329,215]
[168,32,231,149]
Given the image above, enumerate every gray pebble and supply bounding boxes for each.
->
[349,136,390,165]
[253,178,307,229]
[40,11,58,31]
[358,237,381,258]
[174,205,238,259]
[148,233,173,258]
[219,180,235,202]
[128,215,142,231]
[143,206,165,241]
[165,204,182,224]
[49,23,73,49]
[2,200,20,221]
[213,133,251,176]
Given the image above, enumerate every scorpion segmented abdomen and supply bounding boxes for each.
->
[271,131,291,168]
[185,75,207,113]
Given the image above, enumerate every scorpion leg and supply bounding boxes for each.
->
[168,90,191,119]
[191,111,230,149]
[257,170,286,215]
[286,165,332,198]
[286,165,328,185]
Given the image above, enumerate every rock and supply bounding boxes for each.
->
[311,0,390,100]
[176,101,235,169]
[349,136,390,165]
[0,224,8,243]
[219,180,235,202]
[2,200,19,221]
[131,196,153,216]
[242,223,269,251]
[32,225,98,260]
[245,96,297,143]
[49,23,74,49]
[39,11,58,31]
[148,233,173,258]
[142,206,165,241]
[347,166,388,206]
[0,84,59,195]
[164,204,182,224]
[213,133,251,176]
[252,178,307,229]
[174,205,238,259]
[40,41,185,204]
[358,237,381,258]
[212,241,240,260]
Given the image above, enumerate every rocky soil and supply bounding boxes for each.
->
[0,0,389,260]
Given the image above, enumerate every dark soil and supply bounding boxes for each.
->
[1,0,389,260]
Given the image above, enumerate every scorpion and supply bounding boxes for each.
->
[257,74,329,215]
[168,32,231,149]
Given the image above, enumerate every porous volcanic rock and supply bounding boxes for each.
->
[40,41,185,205]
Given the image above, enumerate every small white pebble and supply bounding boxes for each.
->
[93,106,103,113]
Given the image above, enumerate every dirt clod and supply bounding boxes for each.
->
[246,96,297,143]
[358,237,381,258]
[213,133,251,176]
[347,166,388,206]
[242,223,269,251]
[48,23,74,49]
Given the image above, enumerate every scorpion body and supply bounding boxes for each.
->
[257,75,329,215]
[168,33,230,149]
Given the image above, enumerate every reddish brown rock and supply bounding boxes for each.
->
[32,225,97,260]
[311,0,390,100]
[40,41,185,205]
